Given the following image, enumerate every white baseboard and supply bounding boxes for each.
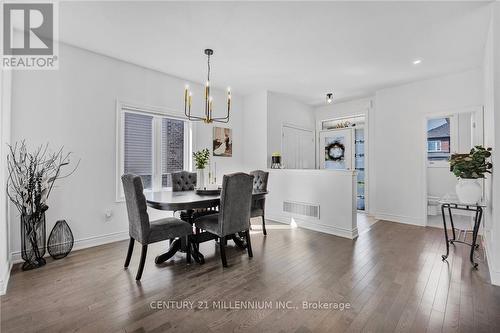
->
[0,261,13,296]
[266,213,358,239]
[374,212,425,226]
[483,235,500,286]
[10,230,129,264]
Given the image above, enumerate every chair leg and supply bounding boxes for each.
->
[245,230,253,258]
[186,236,191,264]
[136,245,148,281]
[124,238,134,268]
[219,237,228,268]
[262,215,267,236]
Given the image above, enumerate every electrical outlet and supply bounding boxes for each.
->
[104,210,113,221]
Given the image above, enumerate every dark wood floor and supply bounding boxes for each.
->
[2,220,500,333]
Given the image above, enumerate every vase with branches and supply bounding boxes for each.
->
[6,141,79,270]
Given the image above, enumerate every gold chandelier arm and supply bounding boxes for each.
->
[185,101,207,122]
[212,118,229,124]
[211,102,230,122]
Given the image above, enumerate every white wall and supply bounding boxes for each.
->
[374,69,483,226]
[267,92,314,167]
[483,2,500,285]
[242,91,268,171]
[9,42,245,259]
[0,70,12,295]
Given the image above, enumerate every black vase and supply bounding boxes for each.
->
[21,213,46,270]
[47,220,74,260]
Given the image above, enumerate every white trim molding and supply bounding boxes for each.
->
[10,230,129,264]
[484,235,500,286]
[0,261,12,295]
[266,213,359,239]
[374,212,425,226]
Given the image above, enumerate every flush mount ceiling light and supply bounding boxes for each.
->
[412,59,422,65]
[184,49,231,123]
[326,93,333,104]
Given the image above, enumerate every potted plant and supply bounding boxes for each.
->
[6,142,79,270]
[450,145,492,204]
[193,148,210,189]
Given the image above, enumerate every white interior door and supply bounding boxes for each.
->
[319,128,353,170]
[282,125,315,169]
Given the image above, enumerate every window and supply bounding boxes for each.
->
[161,118,185,187]
[427,117,451,163]
[124,112,153,189]
[117,103,190,200]
[427,140,442,152]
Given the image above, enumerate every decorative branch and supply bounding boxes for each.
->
[6,141,80,217]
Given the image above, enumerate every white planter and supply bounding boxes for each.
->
[455,178,482,204]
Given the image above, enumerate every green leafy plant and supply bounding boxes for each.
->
[450,145,492,179]
[193,148,210,169]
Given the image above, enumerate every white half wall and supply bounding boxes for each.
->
[9,42,245,259]
[266,169,357,239]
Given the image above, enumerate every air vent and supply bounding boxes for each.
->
[283,201,320,219]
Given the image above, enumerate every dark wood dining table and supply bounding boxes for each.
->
[144,189,268,264]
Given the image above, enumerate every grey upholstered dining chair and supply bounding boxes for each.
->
[249,170,269,235]
[121,174,193,280]
[168,171,197,191]
[169,171,218,220]
[193,173,254,267]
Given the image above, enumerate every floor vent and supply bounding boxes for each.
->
[283,201,320,219]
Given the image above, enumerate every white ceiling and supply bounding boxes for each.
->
[57,1,492,104]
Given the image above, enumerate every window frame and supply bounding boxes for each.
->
[427,140,442,153]
[116,101,193,202]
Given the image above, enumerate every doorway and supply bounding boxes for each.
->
[320,115,368,212]
[424,108,484,228]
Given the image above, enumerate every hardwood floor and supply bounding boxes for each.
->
[2,220,500,333]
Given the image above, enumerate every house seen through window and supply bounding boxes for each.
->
[427,117,450,161]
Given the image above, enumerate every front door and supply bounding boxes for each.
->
[318,128,353,170]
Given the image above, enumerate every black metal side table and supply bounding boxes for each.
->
[440,198,485,269]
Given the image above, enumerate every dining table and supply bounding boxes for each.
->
[145,189,268,264]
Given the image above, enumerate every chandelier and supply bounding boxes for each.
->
[184,49,231,123]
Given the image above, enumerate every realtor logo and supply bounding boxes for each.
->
[2,2,58,69]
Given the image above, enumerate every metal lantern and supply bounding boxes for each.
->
[47,220,74,260]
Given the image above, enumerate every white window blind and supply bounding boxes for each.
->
[124,112,153,189]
